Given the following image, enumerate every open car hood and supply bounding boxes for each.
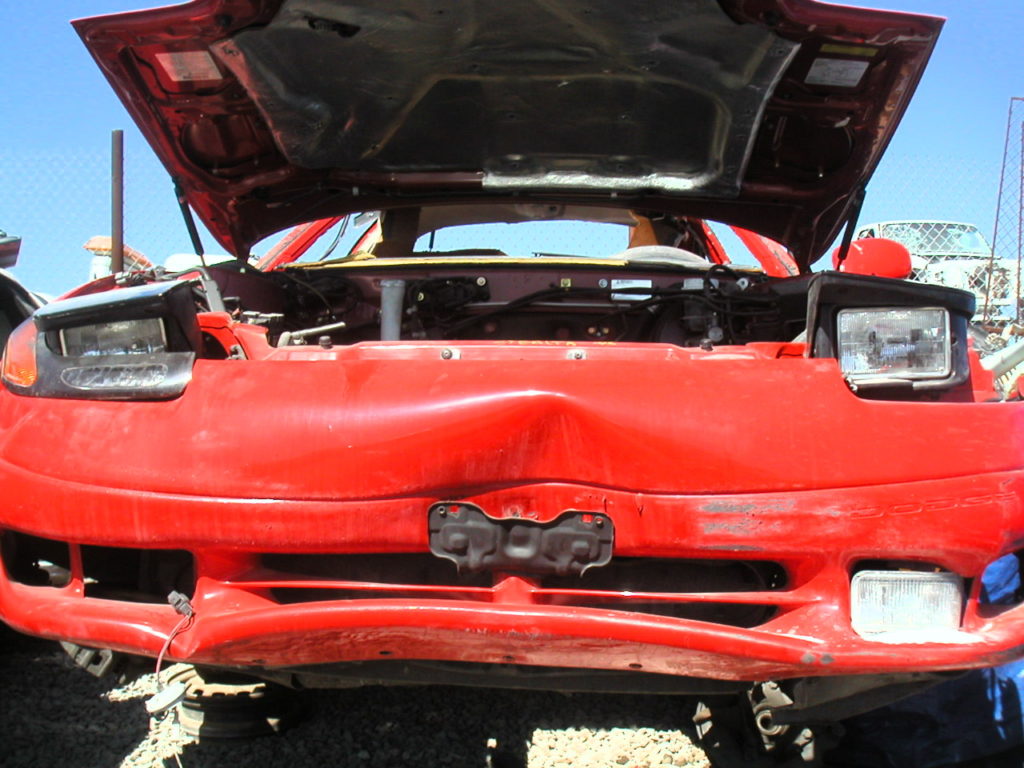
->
[74,0,942,269]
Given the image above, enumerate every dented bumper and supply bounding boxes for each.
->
[2,348,1024,680]
[3,465,1024,680]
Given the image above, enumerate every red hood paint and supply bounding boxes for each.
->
[73,0,942,269]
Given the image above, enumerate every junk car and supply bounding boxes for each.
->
[856,220,1017,322]
[2,1,1021,765]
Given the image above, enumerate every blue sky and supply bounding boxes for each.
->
[2,1,1023,295]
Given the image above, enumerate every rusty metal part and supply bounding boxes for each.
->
[168,666,304,740]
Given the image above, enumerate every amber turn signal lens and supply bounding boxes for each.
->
[1,320,38,387]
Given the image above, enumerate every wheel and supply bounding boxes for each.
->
[166,666,305,740]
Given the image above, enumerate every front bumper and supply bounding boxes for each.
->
[4,461,1024,681]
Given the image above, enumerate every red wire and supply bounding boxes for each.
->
[154,613,194,687]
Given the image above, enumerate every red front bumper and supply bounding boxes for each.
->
[2,343,1024,680]
[3,465,1024,680]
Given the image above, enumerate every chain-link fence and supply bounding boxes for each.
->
[0,137,1016,305]
[847,100,1024,324]
[0,146,227,297]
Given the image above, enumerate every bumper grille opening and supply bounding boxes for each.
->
[261,553,491,588]
[1,530,72,587]
[270,587,484,604]
[548,598,777,626]
[253,553,785,627]
[81,545,195,603]
[541,558,786,592]
[539,558,785,626]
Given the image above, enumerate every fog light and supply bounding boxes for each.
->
[851,570,963,641]
[837,307,950,382]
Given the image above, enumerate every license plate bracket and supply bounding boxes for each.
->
[427,502,614,577]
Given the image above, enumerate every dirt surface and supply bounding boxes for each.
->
[0,626,709,768]
[11,624,1024,768]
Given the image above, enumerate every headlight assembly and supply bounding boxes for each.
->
[806,273,974,392]
[2,280,199,400]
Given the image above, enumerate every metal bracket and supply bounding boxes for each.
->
[60,641,119,678]
[428,502,613,576]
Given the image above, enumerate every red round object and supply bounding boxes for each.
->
[832,238,912,278]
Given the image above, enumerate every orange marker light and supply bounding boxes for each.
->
[1,320,38,388]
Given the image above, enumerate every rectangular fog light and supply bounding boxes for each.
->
[851,570,963,641]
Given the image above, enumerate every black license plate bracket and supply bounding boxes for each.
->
[428,502,614,577]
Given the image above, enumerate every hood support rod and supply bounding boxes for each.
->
[173,180,207,267]
[834,186,866,268]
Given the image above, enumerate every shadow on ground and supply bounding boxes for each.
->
[6,623,1024,768]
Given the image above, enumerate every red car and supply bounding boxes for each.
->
[1,1,1015,763]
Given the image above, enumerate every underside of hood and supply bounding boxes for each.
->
[74,0,942,269]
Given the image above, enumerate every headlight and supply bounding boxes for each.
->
[837,307,950,382]
[61,318,168,357]
[806,273,973,393]
[851,570,964,643]
[1,280,199,401]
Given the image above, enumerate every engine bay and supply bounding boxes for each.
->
[207,260,810,350]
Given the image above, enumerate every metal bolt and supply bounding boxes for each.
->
[476,276,487,286]
[441,348,454,360]
[568,349,585,360]
[755,709,787,737]
[598,279,609,288]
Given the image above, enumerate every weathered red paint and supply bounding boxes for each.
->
[1,329,1022,678]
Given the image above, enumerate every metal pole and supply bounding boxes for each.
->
[111,129,124,274]
[985,101,1015,322]
[1017,118,1024,324]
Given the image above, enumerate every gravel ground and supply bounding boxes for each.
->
[1,628,709,768]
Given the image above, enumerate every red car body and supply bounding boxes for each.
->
[3,341,1021,676]
[2,0,1017,760]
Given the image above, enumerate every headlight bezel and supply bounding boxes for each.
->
[807,272,974,392]
[3,280,200,401]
